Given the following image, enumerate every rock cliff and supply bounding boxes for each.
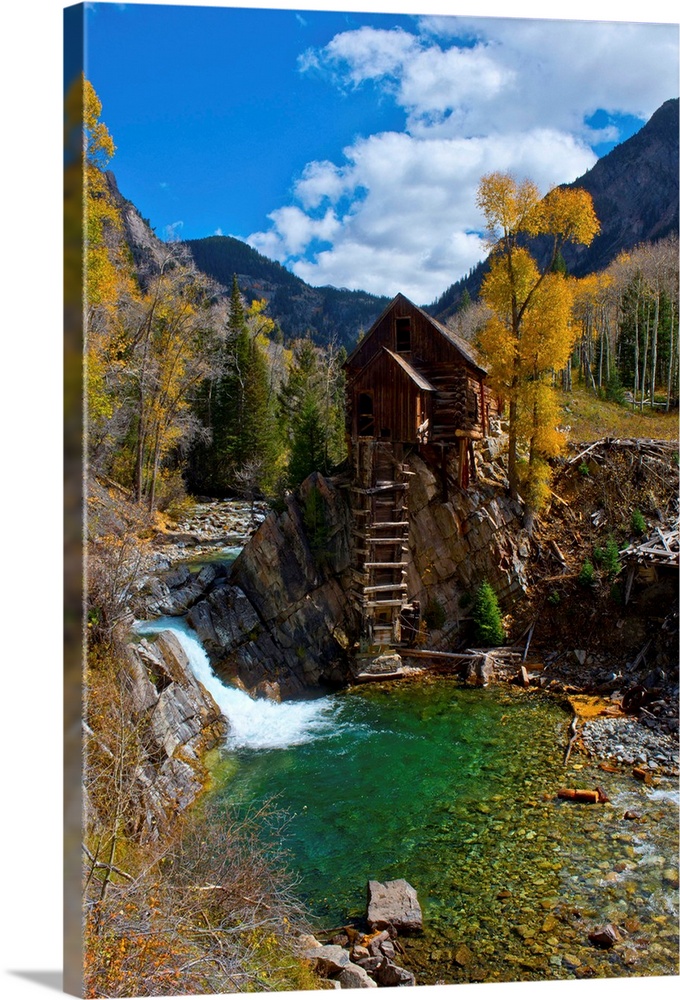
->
[406,452,529,642]
[159,450,530,698]
[102,630,228,841]
[187,473,358,699]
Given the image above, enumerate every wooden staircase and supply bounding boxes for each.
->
[350,440,416,649]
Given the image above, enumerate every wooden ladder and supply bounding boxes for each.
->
[350,440,413,650]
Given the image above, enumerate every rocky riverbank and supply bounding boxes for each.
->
[297,879,423,989]
[149,498,268,567]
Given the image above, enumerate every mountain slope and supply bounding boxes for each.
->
[559,97,678,275]
[184,235,390,349]
[107,98,678,343]
[430,98,679,321]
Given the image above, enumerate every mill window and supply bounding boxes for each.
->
[357,391,375,437]
[395,316,412,353]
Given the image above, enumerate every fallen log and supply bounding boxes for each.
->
[557,787,608,804]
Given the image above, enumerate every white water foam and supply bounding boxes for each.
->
[134,616,339,751]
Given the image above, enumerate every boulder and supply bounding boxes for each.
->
[338,964,378,989]
[375,957,416,986]
[367,879,423,934]
[304,945,352,977]
[466,654,495,687]
[354,957,382,975]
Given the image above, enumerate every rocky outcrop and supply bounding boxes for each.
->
[124,630,228,840]
[406,452,529,644]
[187,473,358,699]
[152,451,531,698]
[137,563,221,618]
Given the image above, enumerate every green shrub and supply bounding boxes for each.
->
[472,581,505,647]
[547,590,561,606]
[578,462,590,477]
[578,560,595,587]
[630,509,646,536]
[602,536,622,578]
[605,367,626,405]
[592,545,604,564]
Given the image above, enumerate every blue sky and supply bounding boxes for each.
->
[77,2,679,303]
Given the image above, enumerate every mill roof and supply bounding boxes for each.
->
[344,292,487,376]
[383,348,436,391]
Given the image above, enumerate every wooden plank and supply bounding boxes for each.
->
[402,649,476,661]
[354,524,408,534]
[362,584,409,594]
[350,483,408,495]
[364,537,409,545]
[364,561,409,569]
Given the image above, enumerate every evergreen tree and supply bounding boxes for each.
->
[189,276,278,496]
[279,337,346,489]
[472,581,505,647]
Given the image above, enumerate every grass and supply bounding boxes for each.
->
[557,386,679,443]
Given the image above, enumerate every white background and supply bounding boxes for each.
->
[1,1,677,998]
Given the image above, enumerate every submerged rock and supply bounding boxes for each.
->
[367,879,423,934]
[588,923,623,948]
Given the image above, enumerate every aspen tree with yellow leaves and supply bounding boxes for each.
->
[475,172,600,521]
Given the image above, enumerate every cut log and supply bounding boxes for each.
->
[556,787,607,804]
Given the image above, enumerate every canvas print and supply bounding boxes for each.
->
[65,1,679,996]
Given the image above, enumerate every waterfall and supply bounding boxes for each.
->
[134,616,339,751]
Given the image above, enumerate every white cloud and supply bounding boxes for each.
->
[249,205,341,259]
[308,25,420,86]
[248,17,678,302]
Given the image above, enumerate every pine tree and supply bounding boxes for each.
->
[279,337,346,489]
[472,581,505,647]
[190,276,278,495]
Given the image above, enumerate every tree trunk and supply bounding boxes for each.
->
[650,290,659,408]
[507,397,519,499]
[640,298,650,410]
[667,300,676,411]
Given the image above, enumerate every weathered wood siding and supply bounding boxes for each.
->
[346,295,471,378]
[349,350,433,443]
[345,293,493,446]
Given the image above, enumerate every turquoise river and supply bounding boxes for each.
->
[137,616,679,986]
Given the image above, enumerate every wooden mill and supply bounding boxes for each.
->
[343,293,495,650]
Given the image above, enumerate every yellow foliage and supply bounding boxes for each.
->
[477,172,542,242]
[536,186,600,247]
[475,171,600,510]
[481,248,540,317]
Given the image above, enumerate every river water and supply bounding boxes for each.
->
[135,616,679,985]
